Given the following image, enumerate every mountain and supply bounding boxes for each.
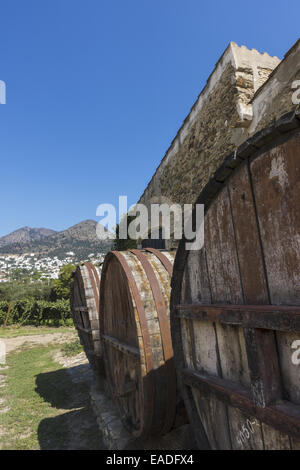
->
[0,220,112,260]
[0,226,56,248]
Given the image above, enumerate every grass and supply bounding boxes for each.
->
[0,325,75,338]
[0,341,103,450]
[0,344,68,449]
[60,339,83,357]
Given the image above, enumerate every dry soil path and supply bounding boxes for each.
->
[2,331,76,354]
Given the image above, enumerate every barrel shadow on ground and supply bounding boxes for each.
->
[36,365,105,450]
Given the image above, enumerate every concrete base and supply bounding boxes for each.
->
[90,378,196,450]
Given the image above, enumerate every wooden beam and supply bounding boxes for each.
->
[243,328,282,407]
[75,325,92,334]
[114,380,137,398]
[181,368,300,440]
[102,334,140,358]
[175,304,300,332]
[74,306,89,313]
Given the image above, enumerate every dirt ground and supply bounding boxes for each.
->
[2,330,76,354]
[0,331,106,450]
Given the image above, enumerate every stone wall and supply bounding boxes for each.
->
[249,39,300,135]
[138,42,280,246]
[90,378,195,450]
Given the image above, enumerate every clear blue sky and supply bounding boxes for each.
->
[0,0,299,237]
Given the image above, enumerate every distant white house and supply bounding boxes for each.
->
[0,272,8,282]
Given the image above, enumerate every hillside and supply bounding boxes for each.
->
[0,220,112,260]
[0,227,56,248]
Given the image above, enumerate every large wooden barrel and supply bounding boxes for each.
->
[70,262,104,375]
[171,112,300,450]
[100,248,185,439]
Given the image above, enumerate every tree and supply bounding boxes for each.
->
[112,214,137,251]
[32,271,42,281]
[11,268,30,282]
[51,264,76,300]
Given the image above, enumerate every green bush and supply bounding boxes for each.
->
[61,339,83,357]
[0,280,52,302]
[0,299,73,327]
[51,264,77,300]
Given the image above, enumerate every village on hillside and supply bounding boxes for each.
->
[0,252,105,282]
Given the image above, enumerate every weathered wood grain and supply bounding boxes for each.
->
[228,164,291,448]
[171,129,300,450]
[250,135,300,449]
[182,247,231,449]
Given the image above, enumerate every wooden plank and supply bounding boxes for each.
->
[275,331,300,404]
[250,135,300,449]
[204,187,244,305]
[191,388,231,450]
[204,186,260,448]
[76,325,92,334]
[250,135,300,307]
[204,187,250,383]
[180,249,212,305]
[180,248,232,449]
[74,306,89,313]
[214,323,250,387]
[102,334,140,358]
[291,439,300,449]
[243,328,282,407]
[181,368,300,440]
[227,163,269,305]
[228,407,263,450]
[228,162,291,448]
[175,304,300,332]
[191,318,232,449]
[261,423,291,450]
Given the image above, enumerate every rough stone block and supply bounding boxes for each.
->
[89,379,195,450]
